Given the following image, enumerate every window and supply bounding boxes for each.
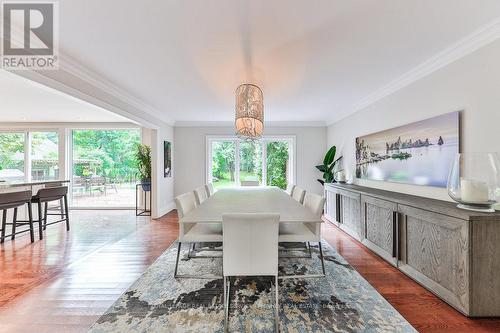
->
[211,140,236,188]
[71,129,141,208]
[207,136,294,190]
[0,132,25,181]
[239,141,262,184]
[266,140,290,188]
[31,131,59,181]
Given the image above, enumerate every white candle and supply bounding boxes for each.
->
[461,179,489,203]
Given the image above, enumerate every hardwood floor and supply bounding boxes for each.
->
[0,210,178,333]
[0,209,499,332]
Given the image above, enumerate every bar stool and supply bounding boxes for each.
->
[44,182,65,218]
[0,190,35,243]
[31,186,70,240]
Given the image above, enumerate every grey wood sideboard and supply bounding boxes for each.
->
[324,183,500,317]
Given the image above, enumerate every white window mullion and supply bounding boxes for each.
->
[58,129,66,181]
[235,139,240,186]
[206,138,212,184]
[25,131,31,182]
[261,140,267,186]
[66,129,74,207]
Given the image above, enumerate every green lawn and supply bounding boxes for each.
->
[213,171,261,189]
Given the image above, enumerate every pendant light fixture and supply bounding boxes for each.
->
[235,84,263,140]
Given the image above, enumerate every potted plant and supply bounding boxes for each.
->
[136,144,152,191]
[316,145,342,185]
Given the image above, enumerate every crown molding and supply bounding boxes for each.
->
[174,120,327,127]
[58,54,174,126]
[327,16,500,126]
[1,31,174,128]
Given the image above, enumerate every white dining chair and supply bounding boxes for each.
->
[285,184,295,196]
[205,183,214,197]
[194,185,208,205]
[222,213,280,332]
[291,186,305,204]
[279,192,326,278]
[241,180,260,186]
[174,192,222,279]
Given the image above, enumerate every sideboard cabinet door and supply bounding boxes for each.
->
[398,204,469,314]
[361,195,398,266]
[339,191,362,241]
[324,187,340,225]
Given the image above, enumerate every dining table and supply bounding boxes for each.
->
[180,186,323,224]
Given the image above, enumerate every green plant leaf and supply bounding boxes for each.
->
[315,164,327,172]
[323,171,334,182]
[328,156,343,172]
[323,146,336,166]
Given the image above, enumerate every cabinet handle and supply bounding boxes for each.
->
[337,194,342,224]
[392,211,397,258]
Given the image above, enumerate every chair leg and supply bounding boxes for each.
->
[174,242,182,278]
[224,276,230,333]
[275,275,279,333]
[1,210,6,243]
[174,241,223,279]
[188,242,195,258]
[11,208,17,240]
[37,202,43,240]
[308,242,312,258]
[43,202,48,230]
[63,194,70,231]
[59,198,64,218]
[318,241,326,276]
[27,202,35,243]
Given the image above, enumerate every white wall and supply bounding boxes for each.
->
[174,126,326,197]
[327,39,500,201]
[148,125,175,218]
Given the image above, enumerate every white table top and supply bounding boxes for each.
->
[180,186,323,224]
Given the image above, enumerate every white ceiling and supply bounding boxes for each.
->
[37,1,500,123]
[0,70,129,123]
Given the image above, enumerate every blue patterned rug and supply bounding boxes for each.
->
[89,241,416,333]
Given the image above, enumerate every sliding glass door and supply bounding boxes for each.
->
[239,141,262,184]
[210,140,237,189]
[265,140,290,188]
[208,137,294,190]
[71,129,141,208]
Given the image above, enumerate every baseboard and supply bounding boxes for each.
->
[155,201,176,218]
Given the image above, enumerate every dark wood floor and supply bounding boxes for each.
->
[0,210,499,332]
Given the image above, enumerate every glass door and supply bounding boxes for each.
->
[71,129,141,208]
[265,140,289,189]
[239,141,262,184]
[210,140,236,189]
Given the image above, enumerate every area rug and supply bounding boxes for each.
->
[89,241,416,333]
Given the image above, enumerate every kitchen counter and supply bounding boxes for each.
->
[0,180,70,190]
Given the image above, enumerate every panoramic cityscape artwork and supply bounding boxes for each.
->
[356,111,459,187]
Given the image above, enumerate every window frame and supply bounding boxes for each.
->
[0,129,64,182]
[206,135,296,188]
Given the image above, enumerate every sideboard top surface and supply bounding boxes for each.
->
[325,183,500,221]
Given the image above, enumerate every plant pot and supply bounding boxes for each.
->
[141,178,151,192]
